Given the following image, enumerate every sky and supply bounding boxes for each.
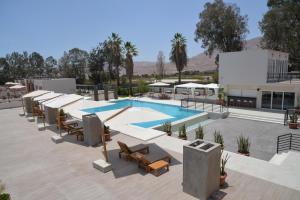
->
[0,0,268,61]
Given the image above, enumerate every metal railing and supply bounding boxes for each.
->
[277,133,300,153]
[180,98,229,113]
[267,72,300,83]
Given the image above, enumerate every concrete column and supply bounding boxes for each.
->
[183,139,221,200]
[82,114,102,146]
[114,86,118,99]
[94,85,99,101]
[24,97,33,113]
[44,106,58,124]
[104,87,109,101]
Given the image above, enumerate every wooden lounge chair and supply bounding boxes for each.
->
[117,141,149,160]
[69,128,84,141]
[61,120,82,134]
[33,106,45,119]
[131,152,171,176]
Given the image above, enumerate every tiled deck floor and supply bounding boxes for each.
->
[0,108,299,200]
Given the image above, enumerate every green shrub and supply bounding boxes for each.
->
[289,113,298,123]
[237,135,250,154]
[178,124,187,140]
[118,87,129,96]
[163,122,172,136]
[137,79,149,93]
[195,125,204,139]
[59,109,65,117]
[214,130,224,147]
[220,150,229,176]
[0,193,10,200]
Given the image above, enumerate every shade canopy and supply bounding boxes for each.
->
[43,94,83,108]
[206,83,219,89]
[174,82,205,89]
[5,82,19,86]
[33,92,63,102]
[175,82,219,89]
[149,82,170,87]
[22,90,50,98]
[9,85,26,90]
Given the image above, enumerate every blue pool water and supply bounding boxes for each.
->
[81,99,201,128]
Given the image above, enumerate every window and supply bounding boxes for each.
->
[283,92,295,109]
[262,91,272,109]
[272,92,283,109]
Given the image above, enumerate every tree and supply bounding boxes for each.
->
[194,0,248,67]
[124,41,138,96]
[108,33,123,87]
[88,44,106,84]
[260,0,300,71]
[156,51,165,78]
[44,56,57,78]
[29,52,44,77]
[58,48,88,83]
[0,58,10,85]
[5,51,29,79]
[170,33,187,83]
[102,40,115,83]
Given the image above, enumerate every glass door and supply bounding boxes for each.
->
[283,92,295,109]
[272,92,283,109]
[262,91,272,109]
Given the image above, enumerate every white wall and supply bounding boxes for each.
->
[33,78,76,94]
[219,49,269,86]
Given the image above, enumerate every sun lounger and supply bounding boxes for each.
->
[69,128,84,141]
[131,152,171,176]
[117,141,149,160]
[61,120,82,134]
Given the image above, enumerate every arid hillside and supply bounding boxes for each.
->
[133,37,261,75]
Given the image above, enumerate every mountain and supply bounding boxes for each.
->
[133,37,261,75]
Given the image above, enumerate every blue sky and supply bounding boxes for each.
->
[0,0,267,61]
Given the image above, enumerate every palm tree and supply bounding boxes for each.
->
[103,40,114,83]
[124,42,138,96]
[108,33,123,87]
[170,33,187,83]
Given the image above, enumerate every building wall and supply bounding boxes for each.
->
[33,78,76,94]
[219,49,269,86]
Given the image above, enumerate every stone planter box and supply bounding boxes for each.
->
[183,139,221,200]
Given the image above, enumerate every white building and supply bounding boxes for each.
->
[219,49,300,110]
[33,78,76,94]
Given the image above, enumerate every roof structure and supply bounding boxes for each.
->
[43,94,83,108]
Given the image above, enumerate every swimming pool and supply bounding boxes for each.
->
[81,99,202,128]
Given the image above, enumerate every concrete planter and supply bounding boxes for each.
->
[183,139,221,199]
[238,151,250,156]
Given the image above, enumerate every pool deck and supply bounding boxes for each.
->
[1,108,300,200]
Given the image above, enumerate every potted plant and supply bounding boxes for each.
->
[104,125,111,141]
[178,124,187,140]
[163,122,172,136]
[237,135,250,156]
[214,130,224,149]
[289,113,298,129]
[56,109,67,129]
[59,109,66,120]
[0,180,11,200]
[195,125,204,139]
[220,151,229,187]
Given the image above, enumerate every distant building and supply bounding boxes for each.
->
[219,49,300,110]
[33,78,76,94]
